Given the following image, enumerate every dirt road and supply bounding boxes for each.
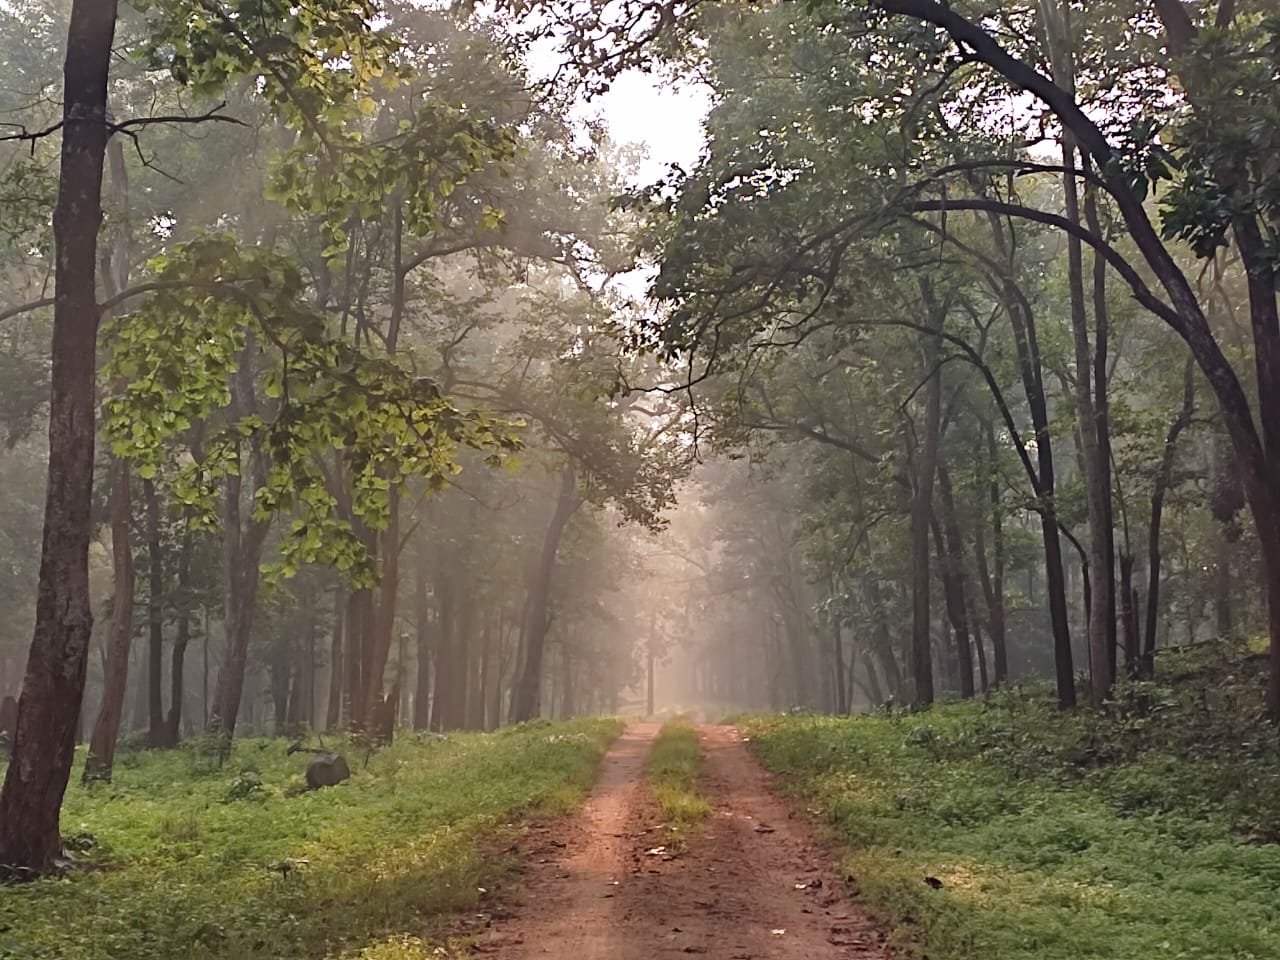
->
[474,723,888,959]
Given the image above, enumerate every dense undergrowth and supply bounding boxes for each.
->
[742,643,1280,960]
[647,717,711,850]
[0,718,621,960]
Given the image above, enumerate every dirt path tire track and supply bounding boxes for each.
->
[474,723,887,959]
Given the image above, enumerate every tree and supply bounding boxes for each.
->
[0,0,119,877]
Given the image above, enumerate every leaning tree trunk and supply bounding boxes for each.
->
[512,465,580,722]
[83,458,135,783]
[983,211,1075,707]
[0,0,119,875]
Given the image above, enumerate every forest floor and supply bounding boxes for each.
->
[468,722,888,960]
[741,645,1280,960]
[0,719,623,960]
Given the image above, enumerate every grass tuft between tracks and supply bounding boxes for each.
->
[647,716,712,851]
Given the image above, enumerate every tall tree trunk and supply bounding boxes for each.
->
[935,465,975,697]
[162,524,193,747]
[907,281,943,705]
[488,613,508,730]
[1063,154,1114,705]
[1084,173,1119,686]
[1039,0,1113,704]
[82,130,134,779]
[512,466,580,722]
[413,546,431,730]
[207,441,269,737]
[83,459,135,782]
[477,608,494,730]
[973,422,1008,684]
[831,582,848,714]
[285,582,315,732]
[864,576,903,698]
[1144,359,1196,669]
[430,574,458,731]
[326,584,346,730]
[984,212,1074,706]
[345,583,372,726]
[142,478,165,745]
[362,485,400,729]
[0,0,119,874]
[1119,552,1140,678]
[467,610,490,730]
[559,640,575,720]
[647,606,658,716]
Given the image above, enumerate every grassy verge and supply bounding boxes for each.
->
[742,651,1280,960]
[0,718,621,960]
[646,716,711,850]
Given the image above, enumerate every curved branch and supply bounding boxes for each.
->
[907,198,1188,335]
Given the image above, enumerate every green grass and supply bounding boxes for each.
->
[0,718,621,960]
[647,716,711,850]
[741,651,1280,960]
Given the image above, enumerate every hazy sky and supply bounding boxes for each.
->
[590,71,711,183]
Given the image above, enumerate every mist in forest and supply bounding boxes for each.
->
[1,0,1280,908]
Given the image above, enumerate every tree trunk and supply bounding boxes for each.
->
[880,0,1280,715]
[1062,143,1114,705]
[162,524,193,747]
[864,576,903,698]
[907,280,943,705]
[430,574,460,731]
[984,211,1074,706]
[81,128,136,774]
[559,640,575,720]
[83,458,135,782]
[477,609,493,730]
[831,602,848,713]
[207,455,269,738]
[512,465,580,722]
[1037,0,1113,705]
[1144,360,1196,669]
[142,478,166,745]
[0,0,119,874]
[413,547,431,730]
[936,464,975,697]
[361,486,400,729]
[326,584,345,730]
[973,422,1008,684]
[1119,552,1140,678]
[1084,172,1119,687]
